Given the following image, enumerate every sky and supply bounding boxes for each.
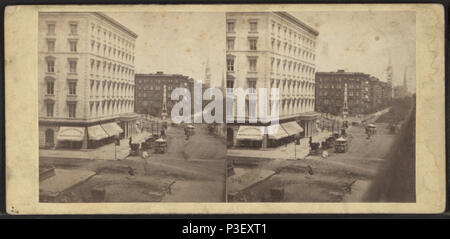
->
[106,11,415,92]
[106,12,226,88]
[291,11,416,92]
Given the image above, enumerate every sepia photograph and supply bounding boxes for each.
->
[38,11,227,202]
[225,11,416,203]
[3,4,445,214]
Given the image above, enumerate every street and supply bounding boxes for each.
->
[40,123,226,202]
[228,118,401,202]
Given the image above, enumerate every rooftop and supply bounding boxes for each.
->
[275,12,319,36]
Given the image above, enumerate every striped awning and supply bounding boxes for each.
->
[101,122,122,137]
[236,126,264,141]
[281,121,304,136]
[56,127,85,142]
[87,125,109,141]
[266,125,289,140]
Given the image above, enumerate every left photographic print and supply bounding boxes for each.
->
[38,11,227,202]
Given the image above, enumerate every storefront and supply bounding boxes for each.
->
[266,125,289,147]
[56,127,85,149]
[87,125,109,149]
[281,121,304,142]
[235,126,264,148]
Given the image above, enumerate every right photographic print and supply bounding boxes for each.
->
[225,11,416,203]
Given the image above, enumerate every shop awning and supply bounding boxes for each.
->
[87,125,109,141]
[266,125,289,140]
[111,122,124,134]
[281,121,304,136]
[101,122,122,137]
[236,126,264,141]
[57,127,85,142]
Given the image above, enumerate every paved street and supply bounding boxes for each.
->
[228,110,402,202]
[39,124,226,202]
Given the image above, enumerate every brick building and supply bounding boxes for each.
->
[38,12,138,149]
[315,70,391,116]
[135,72,196,117]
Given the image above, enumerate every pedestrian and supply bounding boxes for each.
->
[129,137,132,147]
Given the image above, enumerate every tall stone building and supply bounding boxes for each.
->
[38,12,138,149]
[225,12,319,148]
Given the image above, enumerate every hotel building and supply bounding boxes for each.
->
[38,12,138,149]
[225,12,319,148]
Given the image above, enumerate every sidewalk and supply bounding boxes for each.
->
[227,130,332,161]
[40,138,132,161]
[40,168,96,199]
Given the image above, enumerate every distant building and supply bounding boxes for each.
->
[315,70,391,116]
[135,72,195,117]
[393,67,410,98]
[226,12,319,148]
[386,56,394,98]
[38,12,138,149]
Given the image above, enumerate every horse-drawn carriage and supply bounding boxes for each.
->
[334,137,348,153]
[366,124,377,135]
[309,137,321,155]
[154,138,168,154]
[184,124,195,137]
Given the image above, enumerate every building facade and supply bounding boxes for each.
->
[135,72,196,117]
[38,12,138,149]
[225,12,319,148]
[315,70,391,116]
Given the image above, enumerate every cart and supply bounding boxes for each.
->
[129,143,140,156]
[185,124,195,136]
[334,137,348,153]
[366,123,377,135]
[154,138,168,154]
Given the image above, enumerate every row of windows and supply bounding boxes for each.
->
[225,78,314,97]
[90,80,134,98]
[226,56,315,78]
[270,21,316,48]
[46,39,78,53]
[317,91,363,97]
[226,98,314,118]
[91,23,135,50]
[317,84,363,89]
[45,80,77,96]
[270,57,315,75]
[91,40,135,64]
[226,20,259,33]
[89,100,134,118]
[45,102,76,118]
[47,22,78,35]
[46,58,78,74]
[270,38,315,61]
[226,37,258,51]
[317,99,364,105]
[226,19,315,49]
[90,59,134,82]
